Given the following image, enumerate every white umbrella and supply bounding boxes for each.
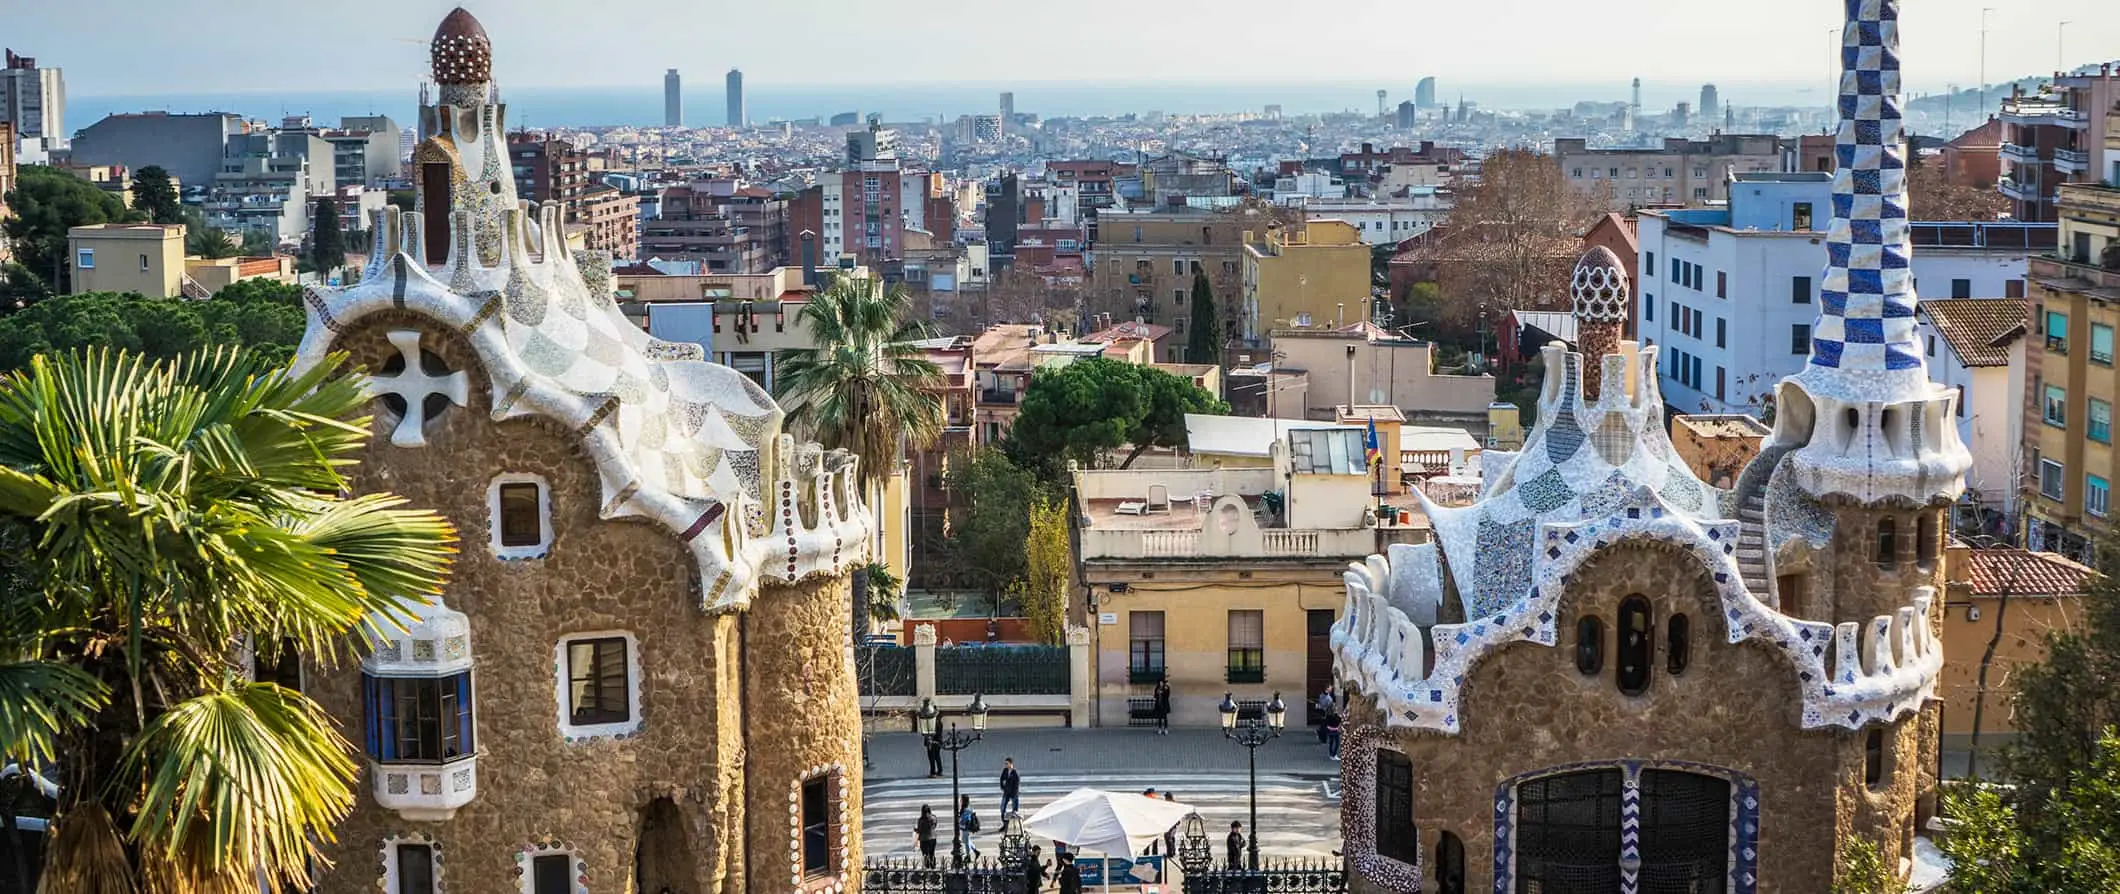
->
[1021,788,1197,857]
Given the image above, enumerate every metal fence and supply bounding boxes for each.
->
[935,644,1068,695]
[1181,859,1347,894]
[858,645,917,697]
[863,858,1023,894]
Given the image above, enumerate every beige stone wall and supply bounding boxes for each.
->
[1348,541,1928,894]
[744,574,866,893]
[305,313,776,894]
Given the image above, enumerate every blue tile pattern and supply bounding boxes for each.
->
[1805,0,1923,377]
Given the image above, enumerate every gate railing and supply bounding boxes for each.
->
[1179,858,1348,894]
[862,857,1023,894]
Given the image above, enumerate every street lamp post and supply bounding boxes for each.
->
[1218,691,1287,871]
[918,694,990,868]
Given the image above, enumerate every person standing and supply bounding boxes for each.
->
[1058,848,1082,894]
[959,794,982,860]
[1000,757,1023,815]
[925,733,944,778]
[1152,679,1172,735]
[1324,709,1343,761]
[1023,845,1048,894]
[915,804,939,869]
[1225,821,1245,869]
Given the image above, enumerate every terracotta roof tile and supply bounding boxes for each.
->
[1920,298,2027,368]
[1962,547,2096,597]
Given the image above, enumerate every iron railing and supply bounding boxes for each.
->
[1181,858,1347,894]
[936,645,1068,695]
[863,858,1022,894]
[858,645,917,697]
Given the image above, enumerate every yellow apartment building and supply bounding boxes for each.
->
[1242,219,1372,343]
[1086,209,1261,331]
[2022,180,2120,560]
[1936,543,2092,755]
[68,224,188,297]
[1076,418,1430,728]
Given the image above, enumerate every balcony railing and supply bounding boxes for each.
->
[2054,148,2092,173]
[2031,255,2120,291]
[978,389,1019,405]
[1999,177,2045,202]
[2000,142,2040,165]
[1225,666,1266,685]
[1079,525,1379,560]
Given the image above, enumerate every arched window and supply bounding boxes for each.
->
[1876,518,1898,568]
[1864,728,1886,789]
[1617,597,1653,695]
[1435,831,1465,894]
[1666,614,1691,676]
[1918,514,1940,565]
[1575,616,1604,676]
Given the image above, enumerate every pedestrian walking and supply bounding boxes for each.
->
[1023,845,1047,894]
[1225,821,1245,869]
[916,804,939,869]
[1000,757,1023,815]
[1058,848,1082,894]
[1324,710,1343,761]
[958,794,982,860]
[1315,689,1336,744]
[1153,679,1172,735]
[925,734,944,778]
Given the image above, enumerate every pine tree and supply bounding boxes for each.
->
[310,198,345,273]
[1186,270,1221,372]
[130,166,184,225]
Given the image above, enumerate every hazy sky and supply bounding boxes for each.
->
[16,0,2119,96]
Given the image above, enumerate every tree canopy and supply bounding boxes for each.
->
[312,197,346,273]
[1410,149,1601,355]
[926,447,1055,599]
[772,276,944,493]
[1,166,144,297]
[0,282,308,372]
[1006,358,1229,478]
[130,166,184,226]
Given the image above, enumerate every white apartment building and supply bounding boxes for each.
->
[1556,134,1783,208]
[1295,191,1449,246]
[1637,172,2051,416]
[1918,298,2029,531]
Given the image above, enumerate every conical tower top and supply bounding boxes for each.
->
[431,7,492,86]
[1791,0,1927,403]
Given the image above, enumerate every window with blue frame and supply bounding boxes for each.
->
[364,673,475,762]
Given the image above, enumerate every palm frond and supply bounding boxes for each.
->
[41,802,134,894]
[120,681,357,891]
[0,660,108,765]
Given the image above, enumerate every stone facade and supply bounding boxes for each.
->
[296,9,866,893]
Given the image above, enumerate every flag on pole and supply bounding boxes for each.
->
[1365,417,1381,468]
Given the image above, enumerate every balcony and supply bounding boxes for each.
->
[978,389,1020,405]
[1128,666,1166,685]
[2030,255,2120,293]
[2054,148,2092,174]
[1999,177,2046,203]
[372,754,478,822]
[2001,98,2091,130]
[2000,142,2041,166]
[1225,666,1266,685]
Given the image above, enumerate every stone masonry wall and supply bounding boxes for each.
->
[744,575,866,894]
[1347,540,1925,894]
[309,315,749,894]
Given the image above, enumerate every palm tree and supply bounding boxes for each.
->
[773,276,946,497]
[0,347,457,893]
[186,227,239,260]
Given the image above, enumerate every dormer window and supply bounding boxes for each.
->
[490,474,552,558]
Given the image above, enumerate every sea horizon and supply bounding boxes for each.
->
[67,78,1847,132]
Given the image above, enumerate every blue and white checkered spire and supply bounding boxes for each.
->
[1797,0,1931,400]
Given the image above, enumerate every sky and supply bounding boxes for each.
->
[13,0,2120,98]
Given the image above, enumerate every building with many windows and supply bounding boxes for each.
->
[296,11,867,893]
[1335,5,1966,889]
[2021,180,2120,561]
[1636,171,2051,415]
[1555,134,1784,209]
[1996,65,2118,223]
[0,49,64,152]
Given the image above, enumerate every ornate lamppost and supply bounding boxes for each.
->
[999,812,1032,870]
[1218,691,1286,871]
[918,694,989,867]
[1175,812,1214,879]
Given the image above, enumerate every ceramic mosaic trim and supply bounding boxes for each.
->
[512,840,589,894]
[377,832,443,893]
[1338,484,1942,733]
[1339,724,1424,892]
[1489,760,1759,894]
[789,763,852,892]
[300,117,873,614]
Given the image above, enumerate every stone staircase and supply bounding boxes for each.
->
[1735,492,1772,600]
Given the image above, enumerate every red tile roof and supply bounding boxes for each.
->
[1920,298,2027,368]
[1961,547,2096,597]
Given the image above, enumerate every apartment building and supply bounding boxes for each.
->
[578,183,639,261]
[1267,322,1496,424]
[68,112,250,187]
[1086,208,1258,330]
[1919,298,2030,532]
[1292,193,1447,246]
[1241,219,1371,343]
[67,224,186,297]
[323,115,404,188]
[1555,134,1784,208]
[507,134,588,218]
[0,49,63,150]
[649,180,787,273]
[1045,159,1132,239]
[2021,180,2120,561]
[1636,172,2052,415]
[1998,65,2119,223]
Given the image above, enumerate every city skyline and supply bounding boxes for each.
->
[13,0,2117,98]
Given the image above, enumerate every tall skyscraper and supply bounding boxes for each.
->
[0,49,65,148]
[999,91,1014,119]
[1376,89,1387,118]
[725,69,744,128]
[1396,101,1417,130]
[1414,76,1437,109]
[664,69,682,127]
[1699,83,1720,122]
[1630,77,1642,114]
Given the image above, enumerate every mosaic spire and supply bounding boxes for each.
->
[1795,0,1928,400]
